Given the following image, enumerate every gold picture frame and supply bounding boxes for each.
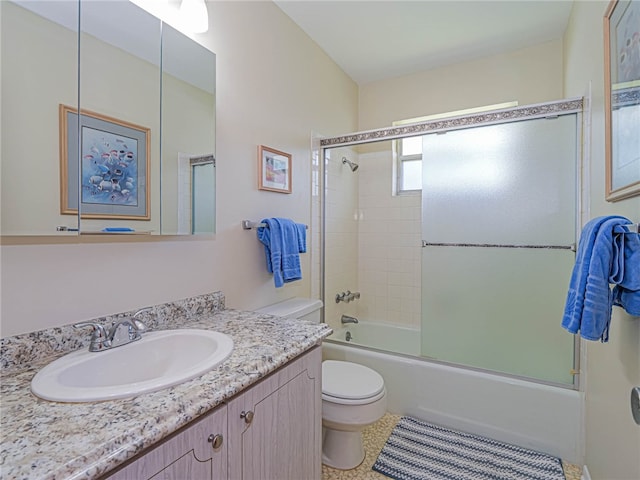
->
[60,104,151,219]
[258,145,292,193]
[604,0,640,202]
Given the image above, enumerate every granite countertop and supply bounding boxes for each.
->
[0,297,332,480]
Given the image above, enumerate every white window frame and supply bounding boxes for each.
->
[396,139,422,194]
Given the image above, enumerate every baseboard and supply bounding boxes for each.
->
[582,465,591,480]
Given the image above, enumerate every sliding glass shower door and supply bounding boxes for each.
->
[420,115,578,385]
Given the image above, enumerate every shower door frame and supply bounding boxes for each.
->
[318,97,584,390]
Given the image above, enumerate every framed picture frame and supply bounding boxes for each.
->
[258,145,292,193]
[604,0,640,202]
[59,104,151,219]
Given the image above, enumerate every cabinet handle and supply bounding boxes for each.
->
[207,433,223,449]
[240,410,254,424]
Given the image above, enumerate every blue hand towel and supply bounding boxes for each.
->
[562,215,632,342]
[612,225,640,316]
[256,218,306,288]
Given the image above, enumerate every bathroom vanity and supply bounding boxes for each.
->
[105,347,321,480]
[0,292,332,480]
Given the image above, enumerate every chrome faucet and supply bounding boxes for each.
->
[341,314,359,325]
[335,290,361,303]
[74,308,149,352]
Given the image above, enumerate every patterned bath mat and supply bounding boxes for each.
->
[372,416,565,480]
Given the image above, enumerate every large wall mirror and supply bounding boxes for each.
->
[0,0,216,236]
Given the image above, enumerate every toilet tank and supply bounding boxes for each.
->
[256,297,323,323]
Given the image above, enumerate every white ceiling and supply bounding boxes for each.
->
[274,0,574,85]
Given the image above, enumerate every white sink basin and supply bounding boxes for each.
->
[31,329,234,402]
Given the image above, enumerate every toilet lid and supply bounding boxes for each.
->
[322,360,385,400]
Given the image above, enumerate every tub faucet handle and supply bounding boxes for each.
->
[345,291,360,302]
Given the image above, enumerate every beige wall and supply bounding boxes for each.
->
[0,1,358,337]
[358,39,564,131]
[564,2,640,479]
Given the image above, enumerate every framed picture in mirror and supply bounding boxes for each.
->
[258,145,292,193]
[604,0,640,202]
[60,105,151,219]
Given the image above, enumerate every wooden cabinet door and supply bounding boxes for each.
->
[227,346,322,480]
[105,405,227,480]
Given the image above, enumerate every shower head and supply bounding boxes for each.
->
[342,157,359,172]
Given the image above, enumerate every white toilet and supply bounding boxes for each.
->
[255,297,387,470]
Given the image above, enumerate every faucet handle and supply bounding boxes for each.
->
[73,321,107,337]
[73,322,110,351]
[133,307,152,318]
[132,308,151,331]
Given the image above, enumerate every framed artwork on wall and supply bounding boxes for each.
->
[258,145,292,193]
[60,105,151,219]
[604,0,640,202]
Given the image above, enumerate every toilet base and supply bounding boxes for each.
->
[321,428,365,470]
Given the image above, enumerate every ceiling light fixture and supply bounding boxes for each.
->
[179,0,208,34]
[130,0,208,34]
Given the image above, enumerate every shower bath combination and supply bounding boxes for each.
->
[324,99,582,388]
[342,156,359,171]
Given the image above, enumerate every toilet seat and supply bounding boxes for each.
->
[322,360,385,405]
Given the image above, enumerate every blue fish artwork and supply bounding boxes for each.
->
[81,126,138,207]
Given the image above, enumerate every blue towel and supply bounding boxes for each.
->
[612,225,640,316]
[256,218,306,288]
[562,215,635,342]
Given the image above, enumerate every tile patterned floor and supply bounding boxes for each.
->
[322,413,583,480]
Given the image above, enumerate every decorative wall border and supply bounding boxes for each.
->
[320,98,583,147]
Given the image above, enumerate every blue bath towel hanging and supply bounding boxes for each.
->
[256,218,306,287]
[562,215,639,342]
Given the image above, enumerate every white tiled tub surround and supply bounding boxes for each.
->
[356,148,421,329]
[322,145,422,332]
[0,292,332,480]
[323,146,360,331]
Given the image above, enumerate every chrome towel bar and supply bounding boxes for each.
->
[242,220,308,230]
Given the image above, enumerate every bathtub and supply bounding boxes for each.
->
[323,327,584,465]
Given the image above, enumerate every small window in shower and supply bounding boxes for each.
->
[394,101,518,194]
[397,136,423,192]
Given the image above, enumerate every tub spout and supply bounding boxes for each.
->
[341,315,359,324]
